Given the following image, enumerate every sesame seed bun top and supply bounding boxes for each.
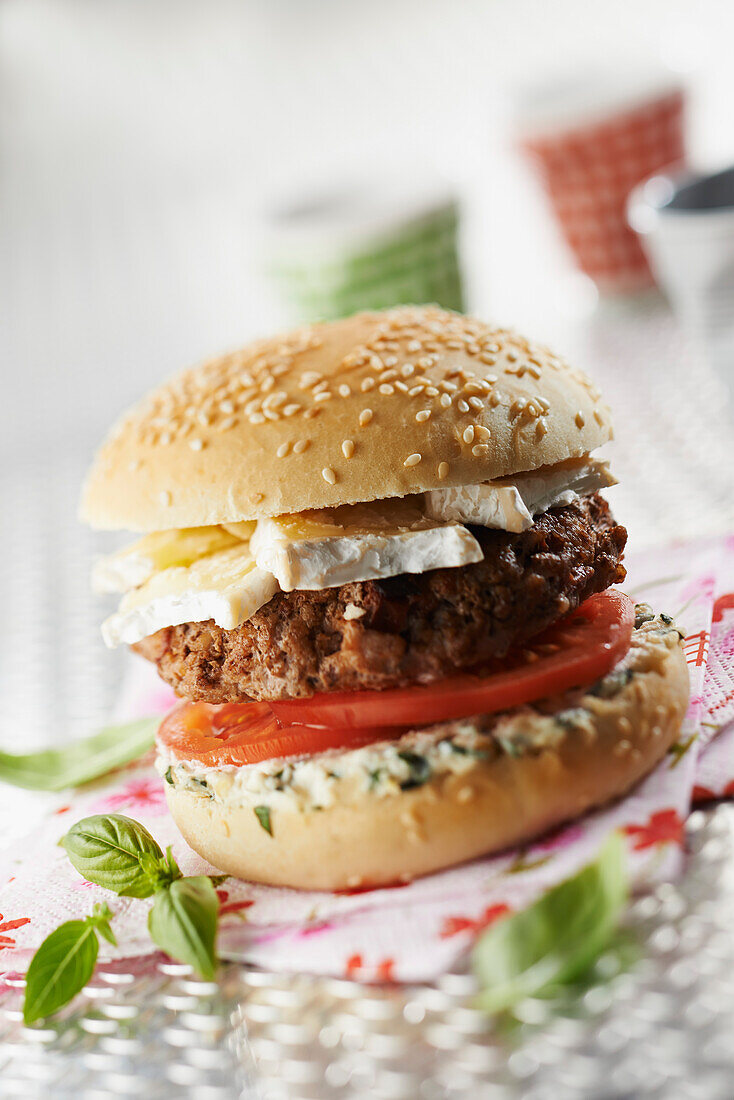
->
[80,306,613,532]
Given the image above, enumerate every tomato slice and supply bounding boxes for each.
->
[270,590,635,731]
[158,699,407,767]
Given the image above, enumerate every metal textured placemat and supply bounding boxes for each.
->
[1,301,734,1098]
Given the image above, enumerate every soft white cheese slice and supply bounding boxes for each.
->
[424,458,616,534]
[92,523,255,594]
[250,499,483,591]
[101,543,278,647]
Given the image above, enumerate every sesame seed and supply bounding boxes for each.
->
[338,384,351,398]
[424,386,439,397]
[219,399,234,414]
[312,380,329,394]
[322,466,337,485]
[283,403,301,417]
[401,363,415,377]
[594,409,604,424]
[160,432,172,445]
[359,408,373,427]
[536,418,548,438]
[457,399,469,413]
[159,490,172,506]
[314,391,332,403]
[463,426,475,444]
[196,412,210,427]
[417,356,434,368]
[506,351,518,362]
[293,438,310,454]
[440,380,458,392]
[394,380,409,392]
[379,369,398,382]
[437,461,449,480]
[260,376,275,393]
[468,396,484,410]
[416,409,431,423]
[263,391,287,409]
[342,439,355,459]
[300,371,322,389]
[404,453,422,467]
[276,441,290,458]
[219,416,237,430]
[379,383,395,395]
[440,393,452,408]
[485,374,498,384]
[472,443,490,457]
[408,385,425,397]
[383,356,398,367]
[361,378,376,392]
[189,438,204,451]
[489,391,501,407]
[407,339,421,352]
[304,407,321,420]
[263,409,280,421]
[249,412,265,424]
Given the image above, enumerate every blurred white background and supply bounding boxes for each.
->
[3,0,734,462]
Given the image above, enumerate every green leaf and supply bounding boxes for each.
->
[87,901,118,947]
[254,805,273,836]
[63,814,169,898]
[0,717,158,791]
[23,910,108,1024]
[148,877,219,980]
[472,832,628,1014]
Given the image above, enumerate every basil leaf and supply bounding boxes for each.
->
[0,717,158,791]
[148,877,219,980]
[23,902,116,1024]
[63,814,168,898]
[472,832,628,1014]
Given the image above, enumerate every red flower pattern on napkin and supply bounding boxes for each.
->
[440,902,511,939]
[624,809,684,851]
[0,913,30,949]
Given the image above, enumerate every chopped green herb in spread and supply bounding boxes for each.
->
[254,805,273,836]
[397,751,432,789]
[634,604,656,629]
[555,708,590,731]
[164,767,174,786]
[590,667,634,699]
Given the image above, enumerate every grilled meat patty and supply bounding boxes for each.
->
[135,493,626,702]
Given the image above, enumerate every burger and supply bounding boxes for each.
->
[81,306,688,890]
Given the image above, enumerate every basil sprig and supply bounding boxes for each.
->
[63,814,180,898]
[472,832,628,1014]
[64,814,219,976]
[0,717,158,791]
[23,903,116,1024]
[148,877,219,980]
[24,814,223,1021]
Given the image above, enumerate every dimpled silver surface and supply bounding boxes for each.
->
[2,304,734,1098]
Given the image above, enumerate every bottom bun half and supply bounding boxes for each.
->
[163,613,689,891]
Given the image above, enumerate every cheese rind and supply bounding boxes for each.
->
[424,458,616,533]
[101,544,278,647]
[250,499,483,591]
[92,525,252,594]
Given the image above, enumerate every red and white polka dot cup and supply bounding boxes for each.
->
[514,69,687,293]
